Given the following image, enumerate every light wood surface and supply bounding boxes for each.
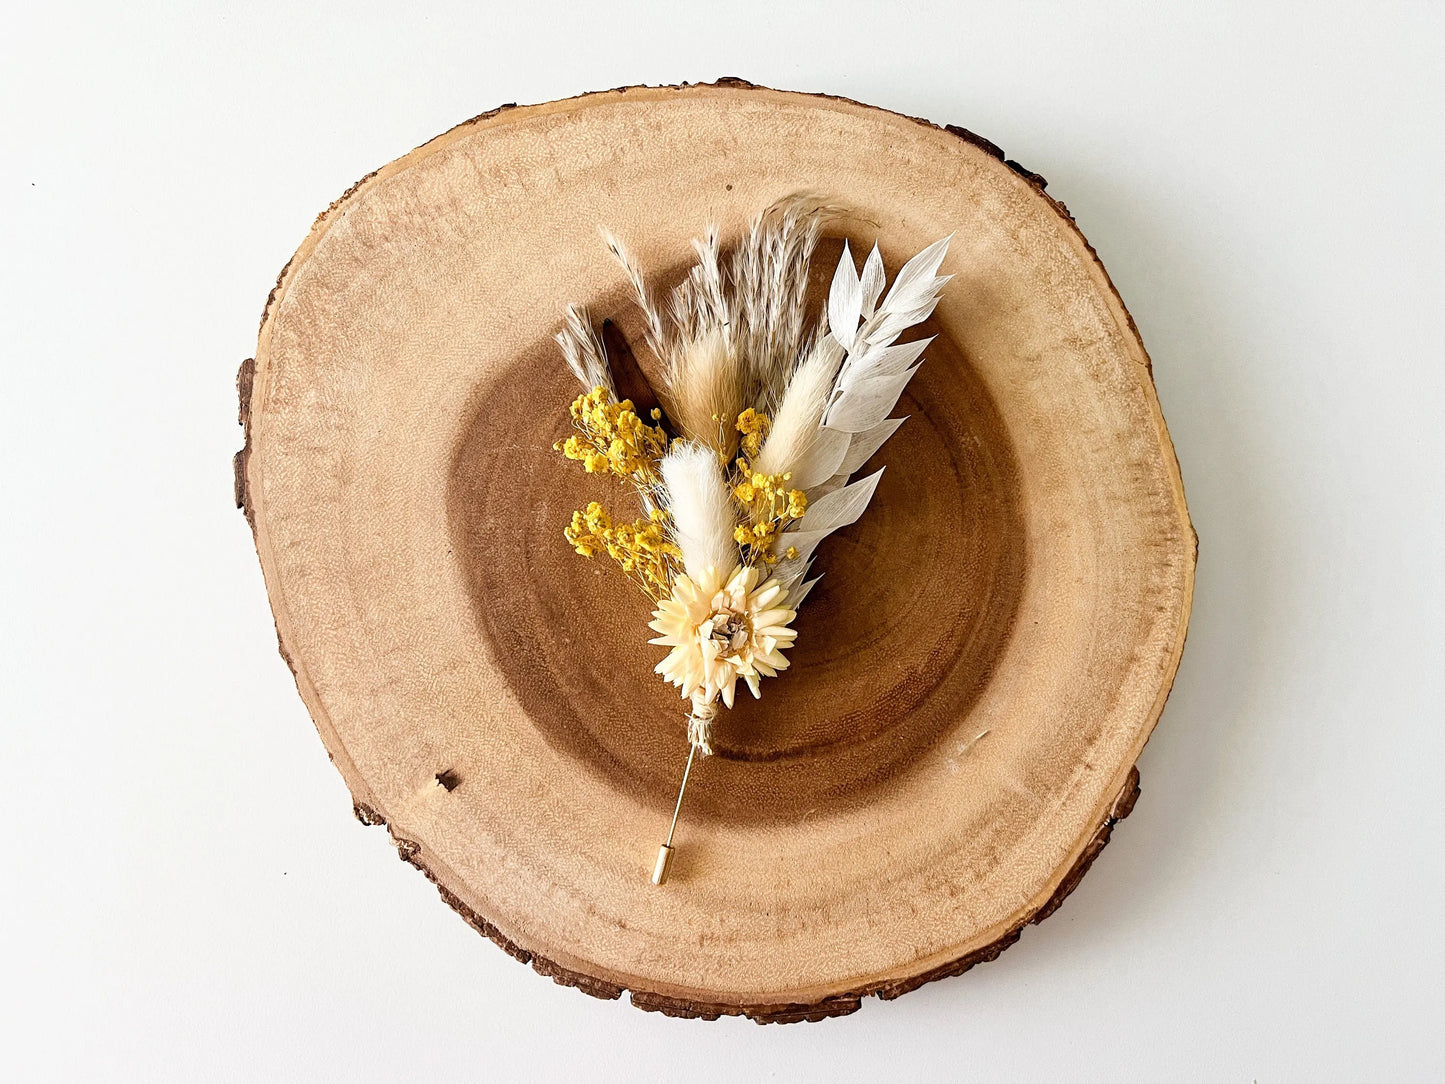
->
[238,81,1195,1021]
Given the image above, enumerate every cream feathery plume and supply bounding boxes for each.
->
[555,304,615,395]
[604,222,745,455]
[600,197,841,420]
[751,334,847,488]
[601,228,669,363]
[668,223,730,350]
[728,195,840,404]
[658,440,738,583]
[661,327,746,456]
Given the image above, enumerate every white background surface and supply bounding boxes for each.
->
[3,2,1442,1080]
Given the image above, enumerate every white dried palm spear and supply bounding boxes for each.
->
[763,235,952,593]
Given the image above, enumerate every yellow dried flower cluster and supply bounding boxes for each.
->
[554,386,668,484]
[735,407,770,459]
[564,502,681,599]
[731,433,808,566]
[557,395,810,602]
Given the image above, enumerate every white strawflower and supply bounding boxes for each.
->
[649,564,798,713]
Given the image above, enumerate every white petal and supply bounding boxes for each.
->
[838,338,931,388]
[751,582,783,609]
[805,474,847,500]
[771,553,813,592]
[793,469,884,535]
[859,243,885,318]
[872,297,944,345]
[787,425,850,490]
[824,366,921,433]
[880,235,951,314]
[827,242,863,350]
[773,529,830,569]
[836,416,906,477]
[788,575,822,608]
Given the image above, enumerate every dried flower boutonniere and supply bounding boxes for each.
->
[553,197,951,882]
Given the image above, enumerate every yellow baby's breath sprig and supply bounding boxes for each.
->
[554,386,669,487]
[735,407,771,459]
[564,502,681,600]
[729,443,809,565]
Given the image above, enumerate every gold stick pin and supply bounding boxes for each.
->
[652,740,699,885]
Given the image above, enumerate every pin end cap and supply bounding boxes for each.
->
[652,844,674,885]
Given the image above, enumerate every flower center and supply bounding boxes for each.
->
[706,608,752,653]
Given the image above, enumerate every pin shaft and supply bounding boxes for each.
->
[652,741,699,885]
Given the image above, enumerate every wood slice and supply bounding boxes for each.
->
[237,81,1195,1021]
